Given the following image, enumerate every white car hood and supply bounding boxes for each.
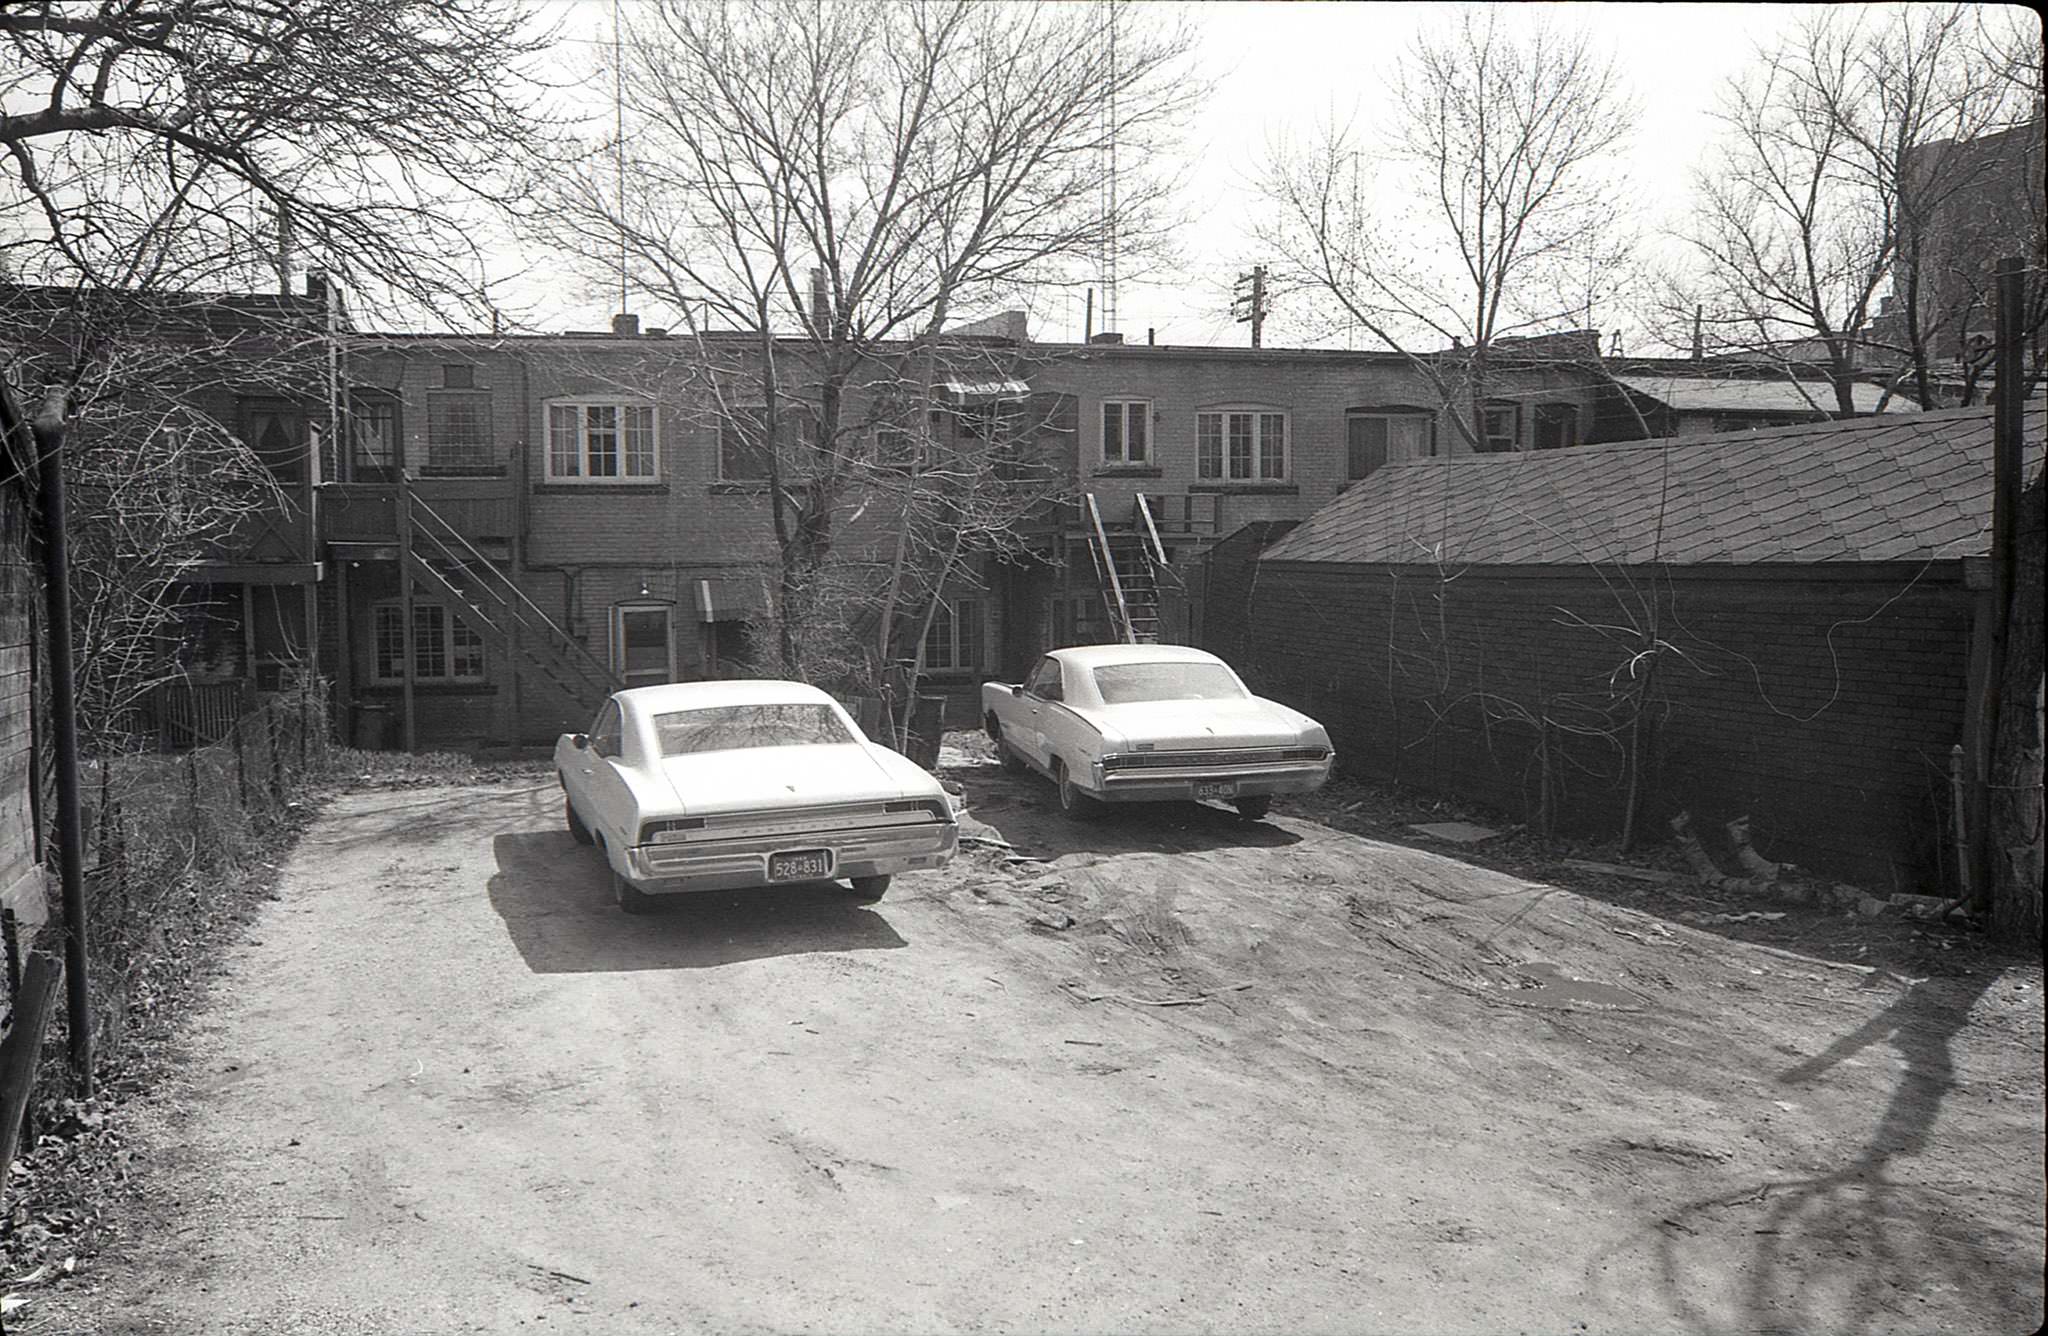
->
[655,743,921,815]
[1077,698,1310,751]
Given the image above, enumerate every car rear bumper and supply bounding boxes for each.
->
[624,821,958,893]
[1094,757,1334,803]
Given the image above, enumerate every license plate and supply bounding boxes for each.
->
[1194,782,1237,801]
[767,849,832,881]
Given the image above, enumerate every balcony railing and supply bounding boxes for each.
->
[322,475,518,543]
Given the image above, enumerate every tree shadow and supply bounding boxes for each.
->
[957,769,1305,859]
[486,830,908,974]
[1596,967,2039,1333]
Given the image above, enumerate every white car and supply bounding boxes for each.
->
[980,644,1334,820]
[557,680,958,913]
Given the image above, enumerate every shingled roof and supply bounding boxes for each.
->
[1261,405,2043,568]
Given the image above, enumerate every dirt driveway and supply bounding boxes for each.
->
[31,761,2044,1335]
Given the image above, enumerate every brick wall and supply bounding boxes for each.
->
[1221,559,1975,890]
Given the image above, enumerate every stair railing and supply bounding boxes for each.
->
[404,491,621,694]
[1083,492,1135,643]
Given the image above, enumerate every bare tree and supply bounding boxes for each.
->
[1257,8,1634,449]
[1,0,557,321]
[1678,4,2041,411]
[551,0,1194,678]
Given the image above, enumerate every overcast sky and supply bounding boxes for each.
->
[520,1,1901,353]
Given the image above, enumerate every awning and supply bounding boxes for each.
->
[939,377,1030,402]
[691,576,766,623]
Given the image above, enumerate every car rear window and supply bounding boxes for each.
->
[1092,662,1245,704]
[654,704,855,754]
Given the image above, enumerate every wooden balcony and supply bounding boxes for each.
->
[320,475,519,544]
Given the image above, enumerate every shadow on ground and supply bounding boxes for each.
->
[1596,967,2040,1333]
[957,767,1303,858]
[486,830,907,974]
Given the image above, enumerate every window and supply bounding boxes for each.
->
[877,424,931,474]
[1197,410,1287,481]
[547,401,657,481]
[1346,410,1434,481]
[1100,400,1149,466]
[350,396,400,479]
[426,391,496,474]
[1534,403,1578,451]
[372,603,485,683]
[655,704,854,754]
[242,398,305,483]
[1023,656,1063,701]
[922,597,984,672]
[720,405,814,482]
[1479,402,1520,453]
[589,700,622,758]
[442,364,475,389]
[1093,662,1246,704]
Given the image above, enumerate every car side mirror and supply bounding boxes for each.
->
[1010,684,1024,697]
[570,733,589,750]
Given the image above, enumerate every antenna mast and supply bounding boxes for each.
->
[614,0,627,315]
[1101,0,1119,337]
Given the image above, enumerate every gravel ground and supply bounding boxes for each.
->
[16,755,2042,1335]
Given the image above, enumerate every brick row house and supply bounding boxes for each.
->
[7,282,1922,753]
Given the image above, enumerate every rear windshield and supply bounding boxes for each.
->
[1092,662,1246,704]
[654,704,855,755]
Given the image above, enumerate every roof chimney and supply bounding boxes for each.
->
[809,268,830,336]
[611,312,640,337]
[1088,332,1124,345]
[1691,305,1704,361]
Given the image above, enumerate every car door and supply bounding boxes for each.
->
[571,700,633,845]
[1019,656,1064,768]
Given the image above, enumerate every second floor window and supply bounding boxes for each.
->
[1346,410,1434,481]
[372,603,485,682]
[1197,410,1287,481]
[426,390,495,475]
[720,405,814,482]
[547,402,657,481]
[1535,403,1579,450]
[1101,400,1149,465]
[350,396,400,479]
[1479,402,1520,453]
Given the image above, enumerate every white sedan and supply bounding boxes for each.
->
[557,680,958,913]
[980,644,1334,820]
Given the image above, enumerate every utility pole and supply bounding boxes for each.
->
[1232,265,1268,348]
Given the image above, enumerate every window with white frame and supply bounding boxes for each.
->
[1197,409,1288,481]
[1100,400,1149,466]
[372,603,486,682]
[547,401,657,481]
[922,597,984,672]
[1346,409,1434,481]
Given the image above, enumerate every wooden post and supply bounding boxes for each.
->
[397,467,418,752]
[334,556,353,748]
[0,944,65,1180]
[233,714,248,808]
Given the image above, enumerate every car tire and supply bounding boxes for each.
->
[846,875,891,903]
[1054,760,1103,820]
[1234,795,1273,821]
[565,795,594,845]
[612,867,655,914]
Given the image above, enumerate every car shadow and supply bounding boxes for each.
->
[956,767,1305,858]
[486,830,908,974]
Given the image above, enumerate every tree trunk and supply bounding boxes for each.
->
[1987,470,2045,945]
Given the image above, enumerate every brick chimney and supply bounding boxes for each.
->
[809,269,831,335]
[611,312,640,337]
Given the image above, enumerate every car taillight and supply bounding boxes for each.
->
[1281,747,1331,761]
[640,817,707,843]
[885,799,951,821]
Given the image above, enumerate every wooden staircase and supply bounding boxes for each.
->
[398,489,619,720]
[1082,493,1174,644]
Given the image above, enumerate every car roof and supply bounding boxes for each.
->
[615,679,838,712]
[1048,644,1231,670]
